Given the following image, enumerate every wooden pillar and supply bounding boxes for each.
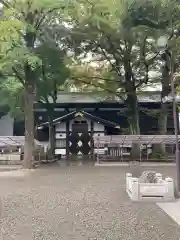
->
[90,120,94,159]
[66,120,70,164]
[176,108,180,134]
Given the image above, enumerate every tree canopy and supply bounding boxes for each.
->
[1,0,180,166]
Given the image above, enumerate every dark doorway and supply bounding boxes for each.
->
[69,123,91,155]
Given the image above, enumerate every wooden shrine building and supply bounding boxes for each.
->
[34,91,179,157]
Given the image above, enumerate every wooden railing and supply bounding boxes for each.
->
[93,135,176,162]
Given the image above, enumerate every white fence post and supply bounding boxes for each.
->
[131,178,139,201]
[165,177,174,200]
[97,140,100,164]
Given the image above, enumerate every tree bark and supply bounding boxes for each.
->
[126,93,140,135]
[152,103,168,159]
[158,103,168,135]
[126,92,141,159]
[48,114,55,160]
[23,84,35,168]
[123,55,141,159]
[23,23,36,168]
[152,54,170,159]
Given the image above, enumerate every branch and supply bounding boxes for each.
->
[48,91,57,104]
[133,18,168,30]
[106,35,123,66]
[91,25,123,75]
[135,37,159,88]
[136,36,148,88]
[0,0,10,8]
[41,64,57,104]
[38,99,46,104]
[39,95,49,104]
[35,7,64,31]
[44,95,49,103]
[72,77,125,101]
[95,41,121,76]
[41,64,47,82]
[97,25,123,63]
[123,41,136,86]
[12,67,25,85]
[168,20,174,40]
[73,75,122,83]
[52,80,57,104]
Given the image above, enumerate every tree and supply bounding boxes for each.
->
[128,0,180,157]
[65,0,158,137]
[0,0,70,168]
[36,42,70,160]
[0,77,24,119]
[0,39,70,162]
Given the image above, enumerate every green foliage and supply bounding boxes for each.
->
[0,0,72,114]
[35,42,70,103]
[67,0,160,94]
[0,77,24,118]
[0,0,71,78]
[0,0,180,138]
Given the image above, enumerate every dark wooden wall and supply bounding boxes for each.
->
[10,101,177,137]
[34,102,176,137]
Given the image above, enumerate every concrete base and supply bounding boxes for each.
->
[157,200,180,225]
[126,173,175,202]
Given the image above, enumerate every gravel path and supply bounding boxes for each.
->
[0,165,180,240]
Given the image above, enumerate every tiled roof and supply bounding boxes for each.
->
[46,91,179,104]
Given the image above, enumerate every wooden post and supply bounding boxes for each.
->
[66,120,70,165]
[131,178,139,201]
[90,120,94,160]
[165,177,174,200]
[97,139,100,164]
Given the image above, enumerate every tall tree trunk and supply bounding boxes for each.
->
[158,102,168,150]
[152,103,168,158]
[126,93,140,135]
[152,53,170,159]
[23,25,36,168]
[23,84,35,168]
[48,114,55,160]
[126,92,140,159]
[158,103,168,135]
[124,56,141,160]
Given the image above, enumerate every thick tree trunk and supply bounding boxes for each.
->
[23,25,36,168]
[126,93,140,159]
[158,103,168,135]
[124,57,140,135]
[123,56,140,159]
[23,85,35,168]
[126,93,140,135]
[48,115,55,160]
[158,102,168,152]
[152,55,170,159]
[152,104,168,159]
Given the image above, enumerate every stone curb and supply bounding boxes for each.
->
[95,163,176,167]
[157,200,180,226]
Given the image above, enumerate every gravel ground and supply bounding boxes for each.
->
[0,165,180,240]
